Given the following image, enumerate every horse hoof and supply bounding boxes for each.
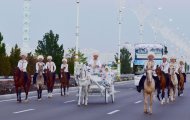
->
[167,99,170,103]
[144,110,148,114]
[149,112,153,115]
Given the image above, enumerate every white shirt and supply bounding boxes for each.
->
[61,64,69,72]
[160,61,170,74]
[46,62,56,72]
[36,62,46,73]
[17,60,28,72]
[178,64,185,73]
[89,59,102,68]
[143,60,157,76]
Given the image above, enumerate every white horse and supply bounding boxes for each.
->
[36,64,45,100]
[144,62,155,114]
[75,63,91,106]
[169,65,178,102]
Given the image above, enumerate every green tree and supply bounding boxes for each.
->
[115,48,132,74]
[67,48,87,75]
[0,56,11,77]
[27,52,36,75]
[0,32,6,57]
[9,44,21,75]
[35,30,64,73]
[0,32,8,76]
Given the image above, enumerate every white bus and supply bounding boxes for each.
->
[133,43,166,87]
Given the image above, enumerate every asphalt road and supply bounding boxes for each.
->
[0,75,190,120]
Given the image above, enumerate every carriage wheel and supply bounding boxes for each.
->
[111,94,115,103]
[111,86,115,103]
[105,89,109,104]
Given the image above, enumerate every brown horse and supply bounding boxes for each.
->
[156,67,170,104]
[45,69,55,98]
[178,68,185,96]
[13,67,31,103]
[60,69,69,96]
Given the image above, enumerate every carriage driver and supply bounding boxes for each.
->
[46,56,56,80]
[33,55,46,84]
[137,52,160,93]
[17,53,28,84]
[160,55,170,88]
[88,52,102,74]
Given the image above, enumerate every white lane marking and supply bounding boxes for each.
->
[0,99,16,103]
[64,100,76,104]
[135,100,142,104]
[0,90,78,103]
[115,90,120,93]
[107,110,120,115]
[13,109,35,114]
[114,80,134,86]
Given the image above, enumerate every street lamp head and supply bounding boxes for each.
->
[76,0,80,3]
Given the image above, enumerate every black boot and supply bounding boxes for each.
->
[137,86,141,93]
[137,75,146,93]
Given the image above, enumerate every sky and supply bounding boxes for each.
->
[0,0,190,61]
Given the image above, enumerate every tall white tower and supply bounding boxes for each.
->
[117,0,125,77]
[22,0,31,53]
[74,0,80,75]
[134,0,149,43]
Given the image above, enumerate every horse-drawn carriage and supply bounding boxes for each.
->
[75,63,115,106]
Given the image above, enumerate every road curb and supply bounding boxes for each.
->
[0,80,134,100]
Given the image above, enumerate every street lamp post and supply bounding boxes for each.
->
[75,0,80,74]
[23,0,31,53]
[117,0,123,77]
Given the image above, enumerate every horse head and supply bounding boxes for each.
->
[178,68,182,74]
[146,69,153,83]
[155,67,162,76]
[169,65,175,75]
[38,64,44,77]
[14,67,21,82]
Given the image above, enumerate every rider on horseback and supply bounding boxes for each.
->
[17,53,28,84]
[61,58,70,81]
[160,55,170,88]
[33,55,46,85]
[46,56,56,81]
[169,56,178,77]
[137,52,160,93]
[178,59,186,83]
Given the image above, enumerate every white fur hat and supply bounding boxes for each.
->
[37,55,44,60]
[20,52,27,57]
[105,66,110,70]
[147,52,155,58]
[93,51,99,56]
[62,58,67,62]
[47,56,52,60]
[170,56,176,60]
[162,55,168,59]
[179,59,185,63]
